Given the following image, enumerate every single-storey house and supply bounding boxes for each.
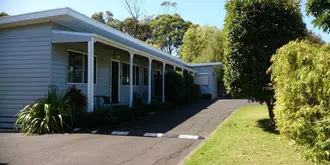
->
[0,8,223,128]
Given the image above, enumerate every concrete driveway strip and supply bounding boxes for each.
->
[0,99,256,165]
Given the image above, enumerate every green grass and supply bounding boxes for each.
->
[184,105,312,165]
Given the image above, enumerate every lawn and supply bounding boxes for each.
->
[184,105,312,165]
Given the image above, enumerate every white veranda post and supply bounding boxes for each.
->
[87,39,94,112]
[162,62,165,103]
[148,58,152,104]
[129,52,135,108]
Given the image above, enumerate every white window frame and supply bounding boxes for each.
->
[121,62,140,87]
[195,73,209,89]
[67,49,97,85]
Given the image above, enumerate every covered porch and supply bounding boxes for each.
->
[51,30,196,111]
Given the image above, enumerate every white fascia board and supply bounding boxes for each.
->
[50,30,197,72]
[0,8,68,25]
[52,30,94,37]
[189,62,224,67]
[52,30,94,43]
[93,34,196,73]
[196,73,210,75]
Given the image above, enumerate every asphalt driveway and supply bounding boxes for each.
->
[0,99,256,165]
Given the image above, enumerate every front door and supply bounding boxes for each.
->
[111,61,119,103]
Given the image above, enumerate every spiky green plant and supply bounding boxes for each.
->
[15,86,73,134]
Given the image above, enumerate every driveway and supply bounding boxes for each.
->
[0,99,256,165]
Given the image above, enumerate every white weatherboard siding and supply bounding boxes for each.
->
[0,23,52,127]
[51,41,162,105]
[0,8,222,128]
[51,43,109,95]
[212,66,218,99]
[193,65,218,99]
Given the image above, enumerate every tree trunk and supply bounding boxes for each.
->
[265,101,275,127]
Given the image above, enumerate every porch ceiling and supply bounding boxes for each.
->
[51,30,197,73]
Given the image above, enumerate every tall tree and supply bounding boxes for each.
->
[223,0,306,125]
[306,0,330,33]
[179,24,200,62]
[124,0,144,38]
[160,1,177,14]
[136,16,153,41]
[195,30,224,63]
[105,11,124,31]
[306,30,325,44]
[0,12,9,17]
[91,10,151,41]
[180,25,223,63]
[91,12,105,24]
[149,14,191,55]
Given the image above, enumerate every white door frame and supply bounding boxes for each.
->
[111,59,121,102]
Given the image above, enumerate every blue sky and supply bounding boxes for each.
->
[1,0,329,42]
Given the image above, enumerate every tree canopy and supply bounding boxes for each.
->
[160,1,177,14]
[223,0,306,124]
[91,3,191,56]
[180,25,224,63]
[306,0,330,33]
[0,12,9,17]
[149,14,191,55]
[306,30,325,44]
[91,11,151,42]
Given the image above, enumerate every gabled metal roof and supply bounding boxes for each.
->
[0,7,222,70]
[0,8,191,66]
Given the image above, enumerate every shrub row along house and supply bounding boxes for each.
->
[0,8,222,128]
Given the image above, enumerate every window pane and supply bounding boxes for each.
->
[135,66,139,86]
[144,68,148,86]
[84,56,97,84]
[122,63,129,85]
[195,74,209,88]
[68,51,83,83]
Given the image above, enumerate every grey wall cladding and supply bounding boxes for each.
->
[0,22,52,127]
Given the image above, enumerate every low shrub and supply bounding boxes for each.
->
[184,72,201,103]
[15,86,73,134]
[270,40,330,163]
[77,107,119,128]
[133,92,143,106]
[65,85,87,116]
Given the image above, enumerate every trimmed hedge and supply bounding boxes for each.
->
[165,71,186,105]
[270,40,330,163]
[183,72,201,103]
[165,71,200,105]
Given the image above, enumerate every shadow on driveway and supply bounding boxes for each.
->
[94,99,218,135]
